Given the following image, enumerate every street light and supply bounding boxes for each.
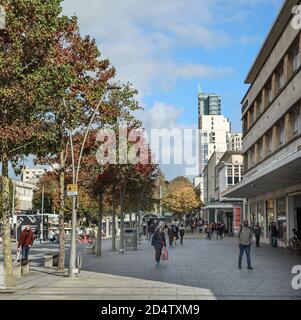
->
[67,84,121,277]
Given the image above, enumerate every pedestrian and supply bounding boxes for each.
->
[216,224,222,240]
[292,228,301,241]
[179,224,185,245]
[17,225,34,262]
[205,224,212,240]
[168,225,174,247]
[271,223,279,248]
[237,220,253,270]
[148,223,155,242]
[173,224,179,245]
[254,223,261,247]
[151,225,166,266]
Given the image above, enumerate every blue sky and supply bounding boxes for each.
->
[8,0,284,181]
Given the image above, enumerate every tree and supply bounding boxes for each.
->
[163,177,201,220]
[0,0,75,287]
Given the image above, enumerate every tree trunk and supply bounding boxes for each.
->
[1,148,15,287]
[96,191,103,256]
[112,186,116,251]
[58,150,65,271]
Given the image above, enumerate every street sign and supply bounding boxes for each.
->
[67,184,78,196]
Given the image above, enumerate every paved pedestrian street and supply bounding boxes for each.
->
[1,236,300,300]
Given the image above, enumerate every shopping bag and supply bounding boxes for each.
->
[162,248,169,261]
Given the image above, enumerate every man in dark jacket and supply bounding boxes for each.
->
[254,223,261,247]
[271,223,279,248]
[18,225,34,261]
[167,226,174,247]
[151,226,166,266]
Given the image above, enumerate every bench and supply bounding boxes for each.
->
[85,244,95,254]
[44,253,59,268]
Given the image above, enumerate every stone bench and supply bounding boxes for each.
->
[44,254,59,268]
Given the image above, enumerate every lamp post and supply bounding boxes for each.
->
[0,5,6,30]
[67,85,121,277]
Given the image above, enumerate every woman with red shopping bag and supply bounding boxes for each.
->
[151,224,166,266]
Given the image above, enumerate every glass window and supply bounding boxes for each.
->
[292,47,300,72]
[266,199,275,237]
[279,121,285,145]
[227,177,233,185]
[277,68,284,90]
[276,198,287,240]
[293,107,300,134]
[250,202,256,226]
[257,201,264,236]
[268,85,273,103]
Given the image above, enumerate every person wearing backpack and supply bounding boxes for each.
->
[237,220,254,270]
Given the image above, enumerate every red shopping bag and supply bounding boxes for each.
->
[162,248,169,261]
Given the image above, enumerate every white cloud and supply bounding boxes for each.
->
[62,0,237,97]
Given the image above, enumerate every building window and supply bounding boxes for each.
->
[227,177,233,185]
[292,46,300,72]
[276,198,287,241]
[277,67,284,90]
[258,96,263,115]
[257,201,264,235]
[292,107,300,134]
[268,85,273,103]
[266,199,275,237]
[268,132,273,153]
[279,121,285,145]
[250,202,256,226]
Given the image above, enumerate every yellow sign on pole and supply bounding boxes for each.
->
[67,184,78,196]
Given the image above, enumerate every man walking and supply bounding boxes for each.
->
[179,224,185,245]
[237,220,253,270]
[271,223,279,248]
[151,225,166,266]
[18,225,34,261]
[254,223,261,247]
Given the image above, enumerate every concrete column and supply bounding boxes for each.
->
[214,210,218,223]
[106,218,110,238]
[283,54,292,83]
[272,125,279,152]
[271,73,277,98]
[285,112,293,143]
[243,153,248,172]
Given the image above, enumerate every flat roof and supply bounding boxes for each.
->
[245,0,300,84]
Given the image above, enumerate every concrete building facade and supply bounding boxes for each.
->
[203,151,245,234]
[224,0,301,245]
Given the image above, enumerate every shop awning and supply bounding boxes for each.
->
[203,203,234,210]
[223,146,301,199]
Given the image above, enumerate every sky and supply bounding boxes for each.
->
[9,0,284,181]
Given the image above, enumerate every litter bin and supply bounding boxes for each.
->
[124,228,138,250]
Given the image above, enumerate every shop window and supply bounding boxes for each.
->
[276,198,287,241]
[250,202,256,226]
[266,199,275,237]
[257,201,265,236]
